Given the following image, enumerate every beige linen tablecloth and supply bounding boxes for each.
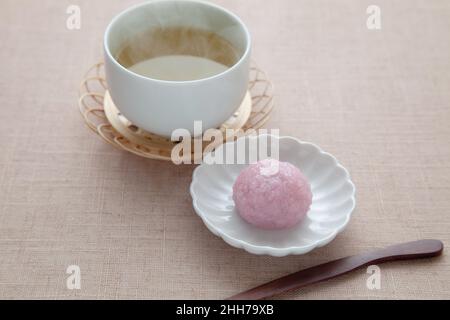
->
[0,0,449,299]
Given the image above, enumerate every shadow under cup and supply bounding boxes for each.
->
[104,0,251,137]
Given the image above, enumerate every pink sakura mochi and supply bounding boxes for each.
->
[232,159,312,230]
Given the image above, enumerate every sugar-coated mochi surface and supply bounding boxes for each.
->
[232,159,312,230]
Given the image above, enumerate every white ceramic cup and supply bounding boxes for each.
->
[103,0,251,137]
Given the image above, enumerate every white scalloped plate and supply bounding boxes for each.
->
[190,135,356,256]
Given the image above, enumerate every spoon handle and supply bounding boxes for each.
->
[227,239,443,300]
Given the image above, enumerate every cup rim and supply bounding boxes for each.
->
[104,0,251,84]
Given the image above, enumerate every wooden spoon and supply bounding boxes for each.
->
[227,239,443,300]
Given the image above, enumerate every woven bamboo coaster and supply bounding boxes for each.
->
[78,61,274,161]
